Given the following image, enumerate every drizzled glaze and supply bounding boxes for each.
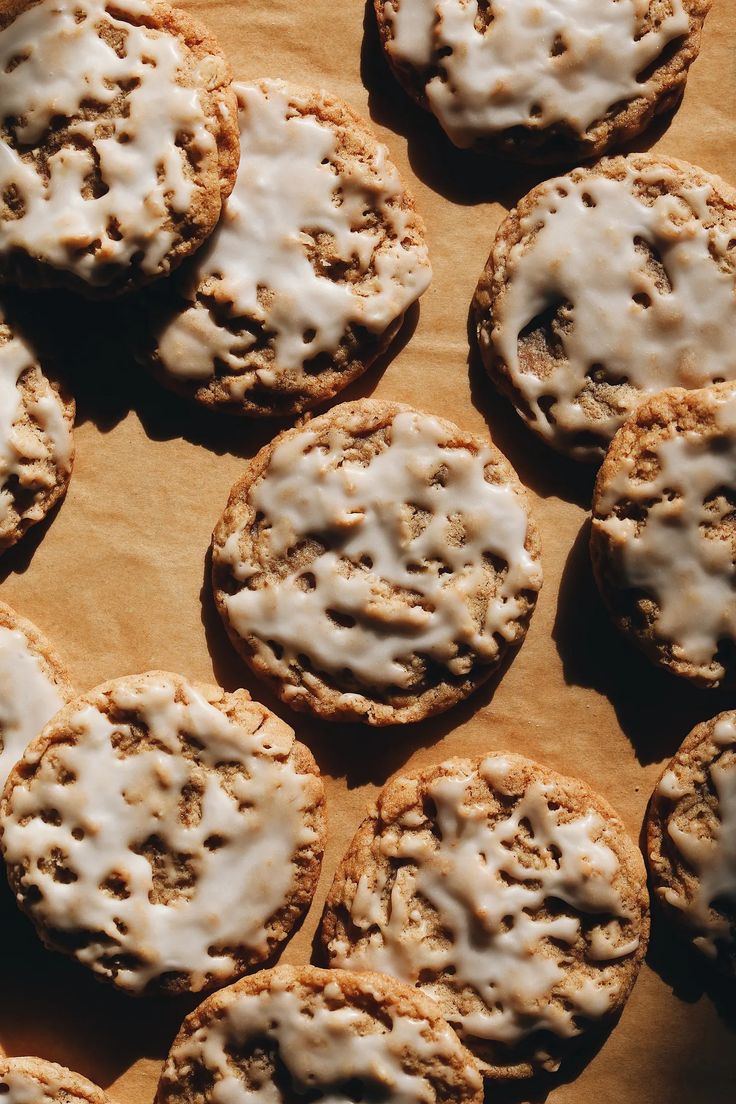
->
[0,624,65,789]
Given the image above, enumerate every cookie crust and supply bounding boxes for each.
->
[0,1057,113,1103]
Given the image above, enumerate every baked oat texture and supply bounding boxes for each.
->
[374,0,711,160]
[591,383,736,687]
[147,79,431,416]
[155,964,484,1104]
[0,299,74,550]
[474,154,736,463]
[646,711,736,974]
[0,671,326,995]
[211,399,542,725]
[0,0,239,295]
[321,752,649,1079]
[0,1056,113,1103]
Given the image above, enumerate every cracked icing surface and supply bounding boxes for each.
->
[0,1057,112,1104]
[475,155,736,462]
[0,672,325,994]
[0,0,237,292]
[0,301,74,550]
[151,80,431,415]
[212,400,541,724]
[321,754,648,1077]
[592,383,736,686]
[156,966,484,1104]
[648,712,736,971]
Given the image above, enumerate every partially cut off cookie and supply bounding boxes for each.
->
[647,711,736,973]
[147,80,431,416]
[475,155,736,462]
[155,964,484,1104]
[591,383,736,687]
[375,0,710,159]
[0,299,74,550]
[212,400,542,725]
[0,0,239,295]
[0,1056,113,1104]
[321,752,649,1078]
[0,671,326,995]
[0,599,73,790]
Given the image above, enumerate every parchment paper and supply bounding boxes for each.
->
[0,2,734,1101]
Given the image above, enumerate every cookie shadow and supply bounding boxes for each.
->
[553,520,735,765]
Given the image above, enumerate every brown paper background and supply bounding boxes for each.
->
[0,1,735,1100]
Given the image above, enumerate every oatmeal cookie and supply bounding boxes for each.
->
[0,1057,113,1103]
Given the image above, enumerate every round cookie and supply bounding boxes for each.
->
[212,399,542,725]
[646,711,736,973]
[0,300,74,550]
[155,964,484,1104]
[321,752,649,1078]
[0,671,326,995]
[591,382,736,687]
[474,155,736,463]
[0,0,239,296]
[146,79,432,416]
[374,0,710,159]
[0,599,73,790]
[0,1056,113,1103]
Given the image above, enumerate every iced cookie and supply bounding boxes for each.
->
[0,0,239,295]
[0,1057,113,1104]
[0,600,73,790]
[321,753,649,1078]
[0,300,74,550]
[475,155,736,462]
[591,383,736,687]
[155,964,484,1104]
[0,671,326,994]
[374,0,710,158]
[646,711,736,973]
[212,399,542,725]
[147,79,431,416]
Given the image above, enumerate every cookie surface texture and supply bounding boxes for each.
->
[0,671,326,994]
[0,600,72,790]
[149,79,431,415]
[375,0,710,157]
[0,0,239,294]
[321,753,649,1078]
[475,155,736,462]
[591,383,736,686]
[647,711,736,973]
[0,1056,113,1104]
[212,399,542,725]
[155,964,484,1104]
[0,299,74,550]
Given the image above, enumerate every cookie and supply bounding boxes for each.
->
[321,752,649,1078]
[374,0,710,159]
[155,964,484,1104]
[646,711,736,973]
[212,399,542,725]
[0,0,239,296]
[146,79,431,416]
[0,1056,113,1104]
[0,299,74,550]
[0,599,73,790]
[474,155,736,463]
[0,671,326,995]
[591,382,736,687]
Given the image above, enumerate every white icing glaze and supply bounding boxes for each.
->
[156,80,431,395]
[595,389,736,679]
[163,973,482,1104]
[0,1070,66,1104]
[482,161,736,459]
[0,624,65,790]
[216,411,541,698]
[384,0,690,148]
[0,0,216,286]
[0,675,321,992]
[327,756,639,1051]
